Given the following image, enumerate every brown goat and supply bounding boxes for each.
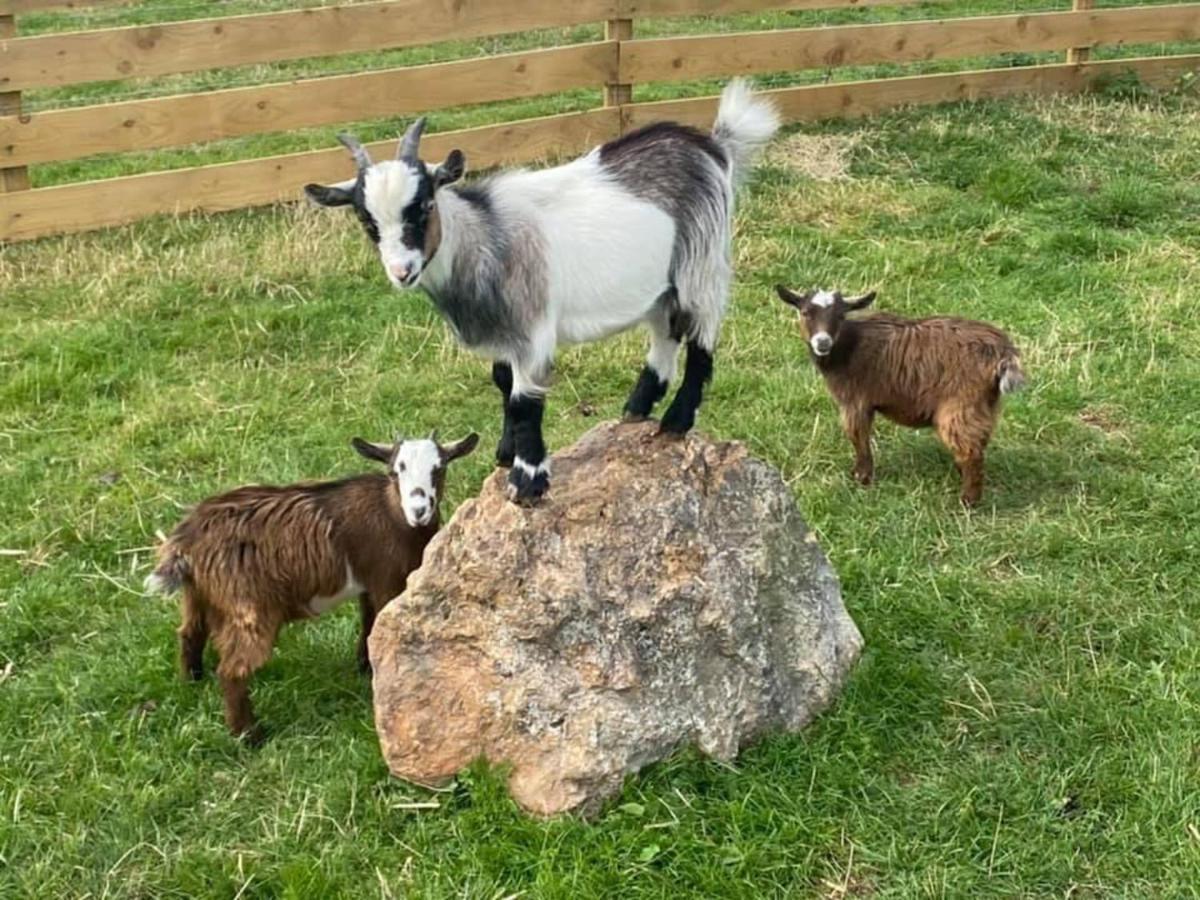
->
[775,286,1025,506]
[146,432,479,743]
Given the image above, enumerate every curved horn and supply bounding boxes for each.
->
[398,117,427,161]
[336,132,372,171]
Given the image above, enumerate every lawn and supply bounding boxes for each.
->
[4,5,1200,896]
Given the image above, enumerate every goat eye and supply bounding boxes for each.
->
[398,463,406,473]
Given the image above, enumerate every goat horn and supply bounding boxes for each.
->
[428,428,439,443]
[336,132,372,171]
[398,117,427,161]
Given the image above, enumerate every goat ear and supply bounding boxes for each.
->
[351,437,392,464]
[775,284,809,309]
[441,432,480,463]
[845,290,877,311]
[433,150,466,189]
[305,181,355,208]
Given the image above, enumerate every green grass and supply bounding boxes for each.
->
[5,4,1200,894]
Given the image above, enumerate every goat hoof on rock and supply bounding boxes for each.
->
[657,409,695,437]
[506,466,549,506]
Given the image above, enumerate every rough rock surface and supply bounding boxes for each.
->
[369,420,862,817]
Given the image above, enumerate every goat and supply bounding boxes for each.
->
[775,285,1025,506]
[145,432,479,743]
[305,79,780,505]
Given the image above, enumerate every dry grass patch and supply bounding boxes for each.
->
[768,132,863,183]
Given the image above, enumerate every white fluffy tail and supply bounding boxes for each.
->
[998,357,1026,395]
[712,78,781,186]
[144,549,188,596]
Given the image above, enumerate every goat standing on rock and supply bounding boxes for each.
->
[775,286,1025,506]
[145,432,479,743]
[305,79,780,505]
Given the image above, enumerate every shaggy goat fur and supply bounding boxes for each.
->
[776,286,1024,506]
[146,433,478,743]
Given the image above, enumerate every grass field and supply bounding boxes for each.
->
[5,1,1200,896]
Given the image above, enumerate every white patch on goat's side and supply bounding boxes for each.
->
[363,161,426,288]
[394,439,441,528]
[500,154,675,345]
[309,564,364,616]
[810,331,833,356]
[811,291,836,308]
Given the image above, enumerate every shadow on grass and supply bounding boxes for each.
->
[838,433,1087,514]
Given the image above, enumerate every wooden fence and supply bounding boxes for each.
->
[2,0,1199,242]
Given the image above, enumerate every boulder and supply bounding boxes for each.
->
[369,420,862,817]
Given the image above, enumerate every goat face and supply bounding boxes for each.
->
[775,285,877,357]
[305,121,466,290]
[352,431,480,528]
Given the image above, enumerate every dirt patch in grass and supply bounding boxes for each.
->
[1079,405,1129,440]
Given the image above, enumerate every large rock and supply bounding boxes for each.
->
[369,421,862,817]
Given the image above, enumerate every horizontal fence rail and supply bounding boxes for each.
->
[0,42,618,167]
[623,5,1200,83]
[2,0,1199,242]
[623,54,1200,128]
[0,108,620,242]
[1,0,619,91]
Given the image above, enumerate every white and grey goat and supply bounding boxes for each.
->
[305,79,780,504]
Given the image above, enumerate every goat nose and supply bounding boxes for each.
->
[389,262,412,281]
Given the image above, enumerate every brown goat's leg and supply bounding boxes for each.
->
[957,451,986,507]
[218,673,264,745]
[178,589,209,681]
[936,404,991,507]
[841,407,875,485]
[357,594,376,675]
[213,619,278,745]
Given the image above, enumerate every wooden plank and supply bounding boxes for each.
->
[622,54,1200,131]
[0,0,618,91]
[1067,0,1096,65]
[0,107,622,242]
[0,42,617,168]
[622,5,1200,83]
[0,0,129,13]
[0,13,29,192]
[0,0,927,21]
[620,0,926,16]
[604,19,633,108]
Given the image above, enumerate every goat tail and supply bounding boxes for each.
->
[997,353,1026,396]
[145,545,190,596]
[712,78,781,187]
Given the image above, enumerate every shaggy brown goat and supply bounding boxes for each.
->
[146,432,479,743]
[775,285,1024,506]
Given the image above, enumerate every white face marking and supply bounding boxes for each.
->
[363,161,426,289]
[811,290,836,308]
[393,439,441,528]
[810,331,833,356]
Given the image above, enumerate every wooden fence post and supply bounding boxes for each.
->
[1,11,32,193]
[1066,0,1095,65]
[605,15,633,119]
